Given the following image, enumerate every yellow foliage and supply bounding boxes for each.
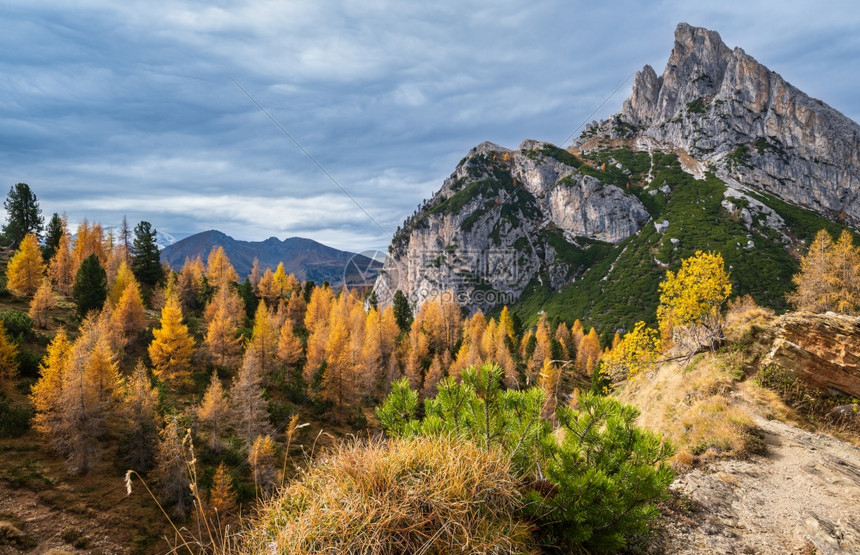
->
[788,229,860,314]
[0,323,19,389]
[205,246,239,290]
[6,234,44,296]
[148,292,195,386]
[658,250,731,352]
[48,232,75,294]
[29,277,55,328]
[601,321,661,381]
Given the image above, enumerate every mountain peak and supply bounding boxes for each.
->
[581,23,860,225]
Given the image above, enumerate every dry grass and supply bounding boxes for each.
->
[244,435,537,554]
[615,354,761,468]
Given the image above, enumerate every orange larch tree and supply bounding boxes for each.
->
[148,292,195,386]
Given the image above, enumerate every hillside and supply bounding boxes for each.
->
[373,23,859,339]
[161,230,381,287]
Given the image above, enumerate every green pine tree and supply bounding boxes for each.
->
[2,183,43,247]
[392,290,413,333]
[73,254,108,316]
[43,213,64,260]
[131,221,164,288]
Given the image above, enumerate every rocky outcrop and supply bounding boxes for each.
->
[374,140,648,312]
[763,312,860,397]
[579,23,860,224]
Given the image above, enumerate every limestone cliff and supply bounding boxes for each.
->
[579,22,860,224]
[373,140,648,312]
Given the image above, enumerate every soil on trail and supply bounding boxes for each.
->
[658,415,860,554]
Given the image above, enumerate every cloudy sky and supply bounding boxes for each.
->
[2,1,858,252]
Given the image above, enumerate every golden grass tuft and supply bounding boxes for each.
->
[245,435,537,554]
[615,353,761,465]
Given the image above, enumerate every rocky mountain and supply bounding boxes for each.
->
[161,230,381,287]
[374,23,859,334]
[578,22,860,224]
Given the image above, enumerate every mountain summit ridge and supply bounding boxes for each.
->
[579,22,860,224]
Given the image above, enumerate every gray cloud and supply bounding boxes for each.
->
[1,0,858,253]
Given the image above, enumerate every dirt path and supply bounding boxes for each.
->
[659,415,860,554]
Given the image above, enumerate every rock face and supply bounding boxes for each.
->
[763,312,860,397]
[579,22,860,224]
[374,140,648,312]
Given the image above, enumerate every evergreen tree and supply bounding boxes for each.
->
[6,234,45,296]
[43,212,64,260]
[120,215,132,262]
[131,221,164,288]
[1,183,43,246]
[72,254,107,316]
[392,290,413,333]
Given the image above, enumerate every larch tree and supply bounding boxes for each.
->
[244,303,279,379]
[249,435,278,497]
[204,303,242,368]
[320,318,359,413]
[6,233,45,296]
[177,255,206,310]
[208,462,237,517]
[107,261,135,306]
[148,292,195,387]
[789,229,860,314]
[422,354,445,398]
[28,277,55,328]
[48,231,75,294]
[55,322,122,474]
[575,328,602,375]
[152,417,192,517]
[277,320,303,366]
[205,246,238,291]
[249,258,262,289]
[529,314,553,383]
[257,267,278,305]
[831,230,860,313]
[30,329,71,439]
[0,323,19,391]
[537,359,562,418]
[120,363,160,473]
[111,278,147,342]
[2,183,43,247]
[197,371,231,452]
[230,359,273,450]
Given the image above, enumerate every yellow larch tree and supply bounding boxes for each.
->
[30,329,71,437]
[831,230,860,313]
[249,258,262,290]
[320,318,359,413]
[121,362,160,473]
[29,277,55,328]
[49,231,75,295]
[206,246,239,291]
[243,303,279,379]
[575,328,601,375]
[257,267,278,305]
[111,278,147,341]
[528,314,553,382]
[197,371,230,452]
[0,323,19,390]
[277,320,303,366]
[554,322,573,361]
[148,292,195,386]
[249,435,278,497]
[537,359,562,418]
[177,255,206,309]
[6,233,45,296]
[208,462,237,517]
[107,261,135,306]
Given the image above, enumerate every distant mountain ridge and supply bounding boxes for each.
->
[161,230,381,287]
